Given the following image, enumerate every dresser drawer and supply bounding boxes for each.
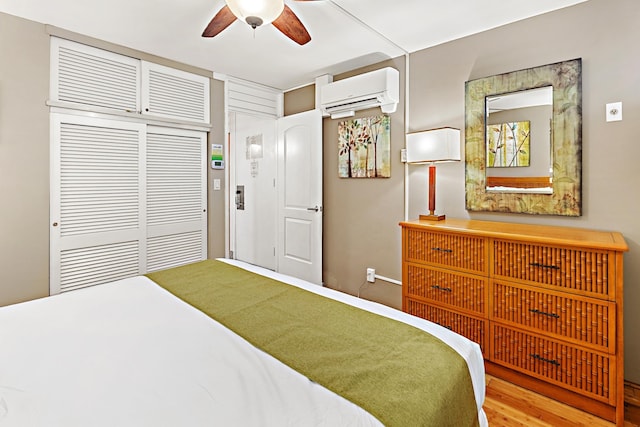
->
[491,324,614,403]
[405,298,486,353]
[492,240,613,298]
[404,228,487,274]
[406,264,486,315]
[491,280,614,353]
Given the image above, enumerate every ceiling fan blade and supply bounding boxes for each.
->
[272,5,311,45]
[202,5,237,38]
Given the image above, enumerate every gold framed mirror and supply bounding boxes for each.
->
[464,59,582,216]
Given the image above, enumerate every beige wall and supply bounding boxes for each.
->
[0,12,226,306]
[284,84,315,116]
[0,13,50,305]
[207,78,227,259]
[287,0,640,382]
[323,59,406,309]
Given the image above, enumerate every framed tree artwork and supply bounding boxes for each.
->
[338,115,391,178]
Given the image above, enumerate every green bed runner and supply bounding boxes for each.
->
[147,260,479,427]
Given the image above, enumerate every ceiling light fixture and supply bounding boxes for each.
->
[202,0,310,45]
[225,0,285,29]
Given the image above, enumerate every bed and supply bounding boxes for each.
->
[485,175,553,194]
[0,259,487,426]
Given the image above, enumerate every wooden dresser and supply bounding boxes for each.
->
[400,218,628,425]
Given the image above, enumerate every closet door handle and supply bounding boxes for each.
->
[307,206,321,212]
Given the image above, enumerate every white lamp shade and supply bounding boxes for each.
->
[226,0,285,26]
[406,127,461,163]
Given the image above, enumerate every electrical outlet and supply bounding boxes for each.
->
[366,268,375,283]
[606,102,622,122]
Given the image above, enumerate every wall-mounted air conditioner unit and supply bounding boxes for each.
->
[320,67,399,119]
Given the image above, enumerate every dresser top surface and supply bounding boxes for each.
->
[400,218,628,252]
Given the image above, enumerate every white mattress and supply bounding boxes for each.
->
[0,259,487,426]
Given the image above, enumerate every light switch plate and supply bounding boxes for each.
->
[606,102,622,122]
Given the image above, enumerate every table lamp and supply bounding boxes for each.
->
[406,127,461,221]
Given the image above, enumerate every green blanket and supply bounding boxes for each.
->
[147,260,479,427]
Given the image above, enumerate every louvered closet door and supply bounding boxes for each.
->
[51,117,207,293]
[50,38,140,113]
[50,114,146,294]
[146,127,207,272]
[142,62,210,124]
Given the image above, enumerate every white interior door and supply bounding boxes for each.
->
[277,109,323,285]
[230,112,277,270]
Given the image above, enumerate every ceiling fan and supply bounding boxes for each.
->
[202,0,320,45]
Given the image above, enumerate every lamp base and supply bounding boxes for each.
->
[419,214,446,221]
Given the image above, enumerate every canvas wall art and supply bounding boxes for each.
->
[338,115,391,178]
[486,121,530,167]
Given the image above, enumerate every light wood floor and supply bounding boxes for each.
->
[484,375,639,427]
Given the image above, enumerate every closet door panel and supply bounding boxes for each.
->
[59,241,140,293]
[142,62,210,124]
[146,127,207,272]
[51,38,140,113]
[51,114,146,294]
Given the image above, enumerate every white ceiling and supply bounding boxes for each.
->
[0,0,588,90]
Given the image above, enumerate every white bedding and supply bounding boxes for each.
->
[0,259,487,426]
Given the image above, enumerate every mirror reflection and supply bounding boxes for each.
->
[485,87,553,194]
[464,58,582,216]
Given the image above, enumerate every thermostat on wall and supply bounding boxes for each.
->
[211,144,224,169]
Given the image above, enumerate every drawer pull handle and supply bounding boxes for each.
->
[431,285,453,293]
[529,262,560,270]
[431,247,453,253]
[436,322,453,330]
[529,308,560,319]
[530,353,560,366]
